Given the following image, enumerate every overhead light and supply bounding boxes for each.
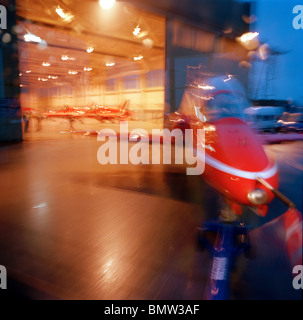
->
[239,32,259,43]
[133,25,141,36]
[86,47,94,53]
[106,62,115,67]
[99,0,115,10]
[61,55,75,61]
[68,70,78,75]
[84,67,93,72]
[42,62,51,67]
[48,75,58,79]
[133,26,149,39]
[55,6,74,22]
[237,32,259,50]
[24,33,42,43]
[38,78,48,82]
[25,70,32,73]
[133,55,143,61]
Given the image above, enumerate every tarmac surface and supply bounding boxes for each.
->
[0,119,302,300]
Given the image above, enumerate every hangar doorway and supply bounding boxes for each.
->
[16,0,165,138]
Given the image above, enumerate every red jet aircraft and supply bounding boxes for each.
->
[45,99,132,122]
[165,75,279,217]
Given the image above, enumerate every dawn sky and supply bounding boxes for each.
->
[248,0,303,105]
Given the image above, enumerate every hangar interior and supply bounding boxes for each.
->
[16,0,165,133]
[12,0,249,138]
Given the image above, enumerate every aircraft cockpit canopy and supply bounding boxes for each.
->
[192,75,250,123]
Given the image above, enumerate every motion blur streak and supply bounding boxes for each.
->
[0,138,302,300]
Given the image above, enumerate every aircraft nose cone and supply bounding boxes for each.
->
[247,188,269,205]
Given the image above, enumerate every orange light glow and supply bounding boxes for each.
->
[133,25,141,36]
[55,6,74,22]
[24,33,41,43]
[133,55,143,61]
[239,32,259,43]
[86,47,94,53]
[61,55,75,61]
[99,0,115,10]
[237,32,260,50]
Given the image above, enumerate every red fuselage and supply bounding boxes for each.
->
[166,113,279,216]
[201,117,278,209]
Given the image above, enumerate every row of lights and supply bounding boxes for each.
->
[54,0,116,23]
[23,35,138,67]
[55,6,74,23]
[25,36,147,64]
[99,0,116,10]
[23,34,96,59]
[20,67,92,82]
[85,48,142,62]
[23,0,146,82]
[54,0,148,61]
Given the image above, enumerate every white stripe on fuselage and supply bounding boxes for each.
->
[197,151,278,180]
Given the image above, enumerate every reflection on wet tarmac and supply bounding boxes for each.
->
[0,138,302,299]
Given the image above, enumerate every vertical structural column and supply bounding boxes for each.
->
[0,0,22,142]
[164,18,176,115]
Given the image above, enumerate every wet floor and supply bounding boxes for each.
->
[0,136,302,300]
